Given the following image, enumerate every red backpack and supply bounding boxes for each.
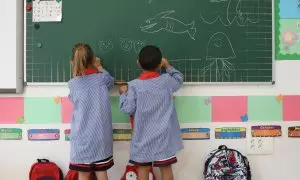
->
[121,164,156,180]
[29,159,63,180]
[65,170,96,180]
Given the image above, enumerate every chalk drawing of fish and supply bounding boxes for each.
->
[140,10,197,40]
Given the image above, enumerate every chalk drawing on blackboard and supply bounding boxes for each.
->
[120,38,133,52]
[210,0,228,2]
[133,40,147,53]
[200,0,259,27]
[169,58,205,82]
[201,32,236,80]
[98,40,113,53]
[140,10,196,40]
[148,0,153,4]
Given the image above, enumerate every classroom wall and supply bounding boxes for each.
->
[1,62,300,180]
[0,0,23,92]
[1,1,300,180]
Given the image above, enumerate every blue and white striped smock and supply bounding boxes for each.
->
[68,70,114,164]
[120,66,184,163]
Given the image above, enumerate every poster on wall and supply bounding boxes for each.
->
[275,0,300,60]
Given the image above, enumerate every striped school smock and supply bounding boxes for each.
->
[119,66,184,163]
[68,69,114,164]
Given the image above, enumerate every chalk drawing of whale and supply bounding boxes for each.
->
[140,10,196,40]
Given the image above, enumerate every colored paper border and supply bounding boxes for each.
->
[212,96,247,122]
[0,97,24,124]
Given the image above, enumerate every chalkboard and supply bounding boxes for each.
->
[25,0,272,83]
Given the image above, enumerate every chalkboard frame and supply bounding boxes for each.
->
[24,0,275,85]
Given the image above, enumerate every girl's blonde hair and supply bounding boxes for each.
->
[71,43,94,77]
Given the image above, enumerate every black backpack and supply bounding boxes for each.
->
[204,145,251,180]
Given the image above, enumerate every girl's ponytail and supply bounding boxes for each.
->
[72,47,87,77]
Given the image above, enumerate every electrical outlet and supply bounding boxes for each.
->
[246,137,274,155]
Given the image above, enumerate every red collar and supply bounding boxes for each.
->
[138,71,160,80]
[85,67,99,75]
[77,67,99,76]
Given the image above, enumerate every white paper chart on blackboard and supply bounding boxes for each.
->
[33,0,62,22]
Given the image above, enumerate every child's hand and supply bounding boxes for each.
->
[119,86,128,95]
[161,57,170,69]
[93,57,104,71]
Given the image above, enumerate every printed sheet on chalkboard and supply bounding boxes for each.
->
[32,0,62,22]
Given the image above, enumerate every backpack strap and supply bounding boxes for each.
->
[204,145,227,174]
[37,159,50,163]
[218,145,227,150]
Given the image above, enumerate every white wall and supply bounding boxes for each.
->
[1,0,300,180]
[0,0,23,93]
[0,61,299,180]
[0,1,17,90]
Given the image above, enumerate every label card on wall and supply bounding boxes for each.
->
[64,129,70,141]
[113,129,132,141]
[215,127,246,139]
[0,128,22,140]
[251,125,282,137]
[28,129,60,141]
[181,128,210,140]
[288,126,300,137]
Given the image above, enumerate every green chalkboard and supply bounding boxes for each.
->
[26,0,272,83]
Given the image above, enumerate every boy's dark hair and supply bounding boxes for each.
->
[138,45,162,71]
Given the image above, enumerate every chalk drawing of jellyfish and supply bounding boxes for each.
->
[201,32,236,80]
[98,40,113,53]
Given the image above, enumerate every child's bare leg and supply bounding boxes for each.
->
[78,172,91,180]
[137,166,151,180]
[159,166,174,180]
[95,171,108,180]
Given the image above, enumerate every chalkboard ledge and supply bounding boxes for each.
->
[25,81,274,86]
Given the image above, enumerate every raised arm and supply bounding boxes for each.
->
[162,58,183,93]
[101,70,114,90]
[119,84,137,115]
[94,57,114,90]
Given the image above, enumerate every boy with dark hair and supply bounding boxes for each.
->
[119,45,184,180]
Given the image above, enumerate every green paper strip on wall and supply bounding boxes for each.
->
[113,129,132,141]
[0,128,22,140]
